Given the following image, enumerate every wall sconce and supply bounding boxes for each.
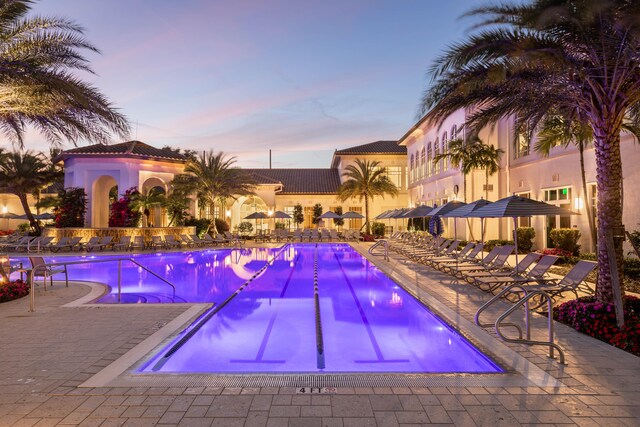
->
[574,197,584,210]
[225,210,231,217]
[268,209,274,216]
[1,206,7,214]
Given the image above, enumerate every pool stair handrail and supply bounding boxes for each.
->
[475,284,566,364]
[26,257,177,312]
[368,239,389,261]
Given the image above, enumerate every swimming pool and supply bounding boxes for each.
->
[34,244,502,374]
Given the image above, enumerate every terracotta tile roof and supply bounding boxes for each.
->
[59,141,185,161]
[334,140,405,155]
[245,169,341,194]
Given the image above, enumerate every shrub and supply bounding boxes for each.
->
[408,218,426,231]
[554,296,640,356]
[55,187,87,228]
[333,206,344,227]
[536,247,577,265]
[550,228,581,255]
[184,217,212,237]
[485,239,514,251]
[362,233,375,242]
[580,252,597,261]
[293,204,304,226]
[0,280,29,303]
[109,187,141,227]
[17,223,30,232]
[214,218,229,233]
[624,258,640,280]
[516,227,535,253]
[628,224,640,256]
[274,222,286,230]
[237,221,254,236]
[312,203,323,226]
[371,222,385,237]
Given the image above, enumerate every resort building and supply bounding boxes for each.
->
[52,140,408,232]
[400,108,640,253]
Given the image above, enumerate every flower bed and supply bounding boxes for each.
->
[553,296,640,356]
[0,280,29,303]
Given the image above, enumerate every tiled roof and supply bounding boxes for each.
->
[245,169,341,194]
[59,141,185,161]
[334,140,405,155]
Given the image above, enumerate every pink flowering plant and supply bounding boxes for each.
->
[553,296,640,356]
[0,280,29,303]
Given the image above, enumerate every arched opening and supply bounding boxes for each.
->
[240,196,268,233]
[141,177,168,227]
[92,175,118,227]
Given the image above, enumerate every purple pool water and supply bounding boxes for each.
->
[132,244,503,374]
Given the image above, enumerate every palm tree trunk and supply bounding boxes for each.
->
[18,193,39,234]
[592,122,625,304]
[364,196,370,234]
[484,168,489,200]
[578,141,597,251]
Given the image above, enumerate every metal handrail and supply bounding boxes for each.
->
[475,284,565,364]
[27,257,177,311]
[369,239,389,261]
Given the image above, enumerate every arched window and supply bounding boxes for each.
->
[410,154,415,182]
[442,132,448,170]
[451,125,458,141]
[426,142,432,177]
[420,147,426,179]
[433,138,440,175]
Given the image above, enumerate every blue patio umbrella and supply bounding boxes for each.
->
[429,201,467,242]
[403,205,433,231]
[444,199,493,258]
[428,215,444,237]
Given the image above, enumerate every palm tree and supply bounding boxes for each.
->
[476,143,504,200]
[171,151,255,231]
[420,0,640,304]
[0,150,61,233]
[0,0,129,147]
[131,188,166,227]
[336,159,399,234]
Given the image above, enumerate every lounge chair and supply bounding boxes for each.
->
[9,236,37,252]
[180,234,195,247]
[500,260,597,310]
[310,229,320,242]
[113,236,132,251]
[330,229,339,241]
[86,236,113,252]
[164,235,183,248]
[291,229,302,242]
[29,256,68,289]
[423,241,475,267]
[81,236,101,251]
[150,235,167,250]
[189,234,207,247]
[474,255,559,293]
[49,237,71,253]
[224,231,243,246]
[433,243,485,271]
[301,229,311,242]
[442,245,509,277]
[466,252,541,283]
[455,245,515,281]
[131,235,146,250]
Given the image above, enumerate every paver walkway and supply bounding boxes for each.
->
[0,243,639,426]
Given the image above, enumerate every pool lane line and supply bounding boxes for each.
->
[314,246,326,370]
[151,244,291,371]
[229,251,301,364]
[332,247,410,364]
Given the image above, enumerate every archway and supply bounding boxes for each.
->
[240,196,268,233]
[141,177,168,227]
[92,175,118,227]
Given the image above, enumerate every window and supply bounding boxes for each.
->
[426,143,432,177]
[589,184,597,225]
[515,127,530,158]
[385,166,402,189]
[544,187,572,202]
[517,192,531,227]
[451,124,458,141]
[419,147,425,179]
[433,138,440,175]
[349,206,363,230]
[441,132,448,170]
[409,154,415,183]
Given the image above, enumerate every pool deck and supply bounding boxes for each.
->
[1,242,639,426]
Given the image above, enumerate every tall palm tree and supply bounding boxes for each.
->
[0,0,129,147]
[0,150,61,233]
[171,151,255,231]
[336,159,399,234]
[130,187,166,227]
[421,0,640,304]
[476,143,504,200]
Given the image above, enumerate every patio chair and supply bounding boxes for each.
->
[9,236,37,252]
[301,229,311,242]
[432,243,485,271]
[49,237,70,253]
[164,235,183,248]
[423,241,475,267]
[113,236,132,251]
[350,231,362,241]
[224,231,243,246]
[131,235,146,251]
[150,235,167,250]
[456,245,515,281]
[474,255,560,293]
[330,229,339,241]
[189,234,207,247]
[81,236,101,251]
[86,236,113,252]
[310,229,320,242]
[291,229,302,242]
[465,252,542,285]
[443,245,510,277]
[201,234,217,246]
[29,256,68,290]
[180,234,195,247]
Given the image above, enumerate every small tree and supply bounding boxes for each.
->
[55,188,87,228]
[333,206,344,228]
[109,187,142,227]
[312,203,323,228]
[293,203,304,228]
[164,192,189,226]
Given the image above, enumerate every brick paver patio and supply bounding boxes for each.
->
[0,243,639,426]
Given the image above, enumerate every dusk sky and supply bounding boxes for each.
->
[26,0,485,168]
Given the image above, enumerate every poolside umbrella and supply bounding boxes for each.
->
[428,215,445,255]
[17,212,55,220]
[444,199,493,258]
[244,211,268,235]
[428,201,466,242]
[341,210,365,231]
[271,210,292,232]
[470,195,580,273]
[375,210,390,220]
[403,205,433,232]
[392,207,413,232]
[319,211,341,219]
[0,211,19,230]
